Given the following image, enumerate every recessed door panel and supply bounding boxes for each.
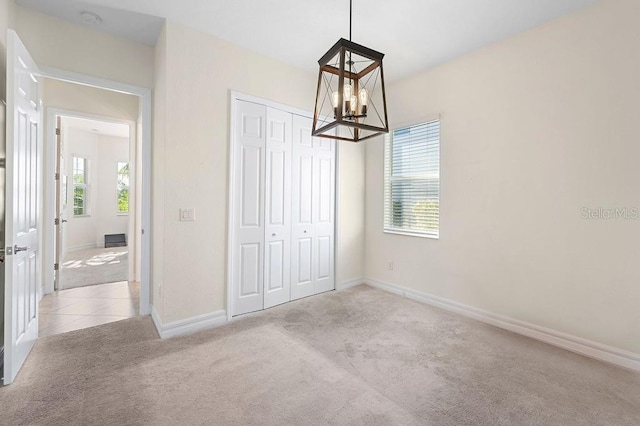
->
[268,150,285,226]
[315,233,334,294]
[243,115,262,138]
[28,253,37,325]
[29,121,38,229]
[299,127,313,147]
[291,236,314,300]
[16,258,26,337]
[318,157,332,224]
[317,236,331,280]
[240,243,261,297]
[298,155,313,224]
[266,241,284,291]
[297,238,312,284]
[318,138,331,151]
[270,120,286,143]
[241,145,262,228]
[17,111,27,235]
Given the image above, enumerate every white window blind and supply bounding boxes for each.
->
[384,120,440,237]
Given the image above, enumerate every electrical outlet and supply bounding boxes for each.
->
[180,208,195,222]
[388,261,394,271]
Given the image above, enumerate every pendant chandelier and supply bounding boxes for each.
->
[312,0,389,142]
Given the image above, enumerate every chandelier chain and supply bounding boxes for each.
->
[349,0,352,41]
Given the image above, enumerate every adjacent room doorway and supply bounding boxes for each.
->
[40,112,140,337]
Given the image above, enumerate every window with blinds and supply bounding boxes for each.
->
[384,120,440,237]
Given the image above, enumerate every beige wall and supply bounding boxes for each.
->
[152,25,167,313]
[44,79,140,120]
[336,142,366,285]
[14,5,154,88]
[153,21,365,323]
[365,0,640,354]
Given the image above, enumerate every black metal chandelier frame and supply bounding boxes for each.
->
[312,0,389,142]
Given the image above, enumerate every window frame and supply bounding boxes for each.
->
[383,116,441,239]
[72,155,90,217]
[116,161,130,215]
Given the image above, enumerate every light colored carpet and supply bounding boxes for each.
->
[60,247,128,289]
[1,285,638,425]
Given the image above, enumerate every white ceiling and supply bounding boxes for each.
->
[16,0,165,45]
[17,0,598,81]
[63,116,130,139]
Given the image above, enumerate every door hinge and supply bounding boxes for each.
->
[54,218,60,225]
[56,128,61,136]
[54,263,59,271]
[55,173,60,180]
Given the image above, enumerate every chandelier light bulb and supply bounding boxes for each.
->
[343,84,353,100]
[350,95,357,113]
[331,91,340,108]
[359,88,368,115]
[359,89,368,106]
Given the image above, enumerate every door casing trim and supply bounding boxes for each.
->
[39,66,152,316]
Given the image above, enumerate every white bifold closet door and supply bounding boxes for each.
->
[232,100,267,315]
[231,100,334,317]
[290,115,335,301]
[263,108,292,309]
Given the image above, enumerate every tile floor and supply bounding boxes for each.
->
[39,281,140,337]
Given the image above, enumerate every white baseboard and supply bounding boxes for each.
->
[364,278,640,372]
[151,306,227,339]
[336,278,365,291]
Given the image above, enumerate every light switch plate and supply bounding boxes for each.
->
[180,208,195,222]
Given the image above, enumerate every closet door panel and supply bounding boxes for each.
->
[291,115,316,300]
[264,108,292,308]
[232,101,266,316]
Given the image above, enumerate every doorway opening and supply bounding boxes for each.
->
[36,71,150,338]
[40,112,139,337]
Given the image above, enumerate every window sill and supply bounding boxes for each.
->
[73,214,91,218]
[383,229,439,239]
[117,213,129,216]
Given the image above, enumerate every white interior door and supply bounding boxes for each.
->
[263,108,291,309]
[291,116,315,300]
[291,115,335,300]
[4,30,42,385]
[231,101,266,316]
[54,117,63,290]
[230,96,336,316]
